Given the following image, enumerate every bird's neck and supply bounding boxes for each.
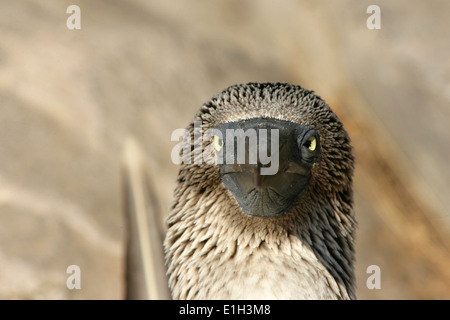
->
[165,184,355,299]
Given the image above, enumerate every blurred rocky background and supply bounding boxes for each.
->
[0,0,449,299]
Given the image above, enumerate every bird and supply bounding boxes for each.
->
[164,82,356,300]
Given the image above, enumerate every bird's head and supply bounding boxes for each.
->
[179,82,354,220]
[212,117,319,217]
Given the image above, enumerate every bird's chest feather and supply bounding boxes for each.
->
[169,232,344,300]
[211,253,339,300]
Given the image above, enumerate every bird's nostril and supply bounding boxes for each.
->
[254,166,263,188]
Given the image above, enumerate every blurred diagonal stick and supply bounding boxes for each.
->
[122,137,170,300]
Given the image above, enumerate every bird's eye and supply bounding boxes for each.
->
[299,130,320,161]
[305,136,317,151]
[213,135,224,151]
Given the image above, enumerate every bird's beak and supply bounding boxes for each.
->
[215,117,319,218]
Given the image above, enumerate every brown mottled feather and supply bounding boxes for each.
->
[164,83,356,299]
